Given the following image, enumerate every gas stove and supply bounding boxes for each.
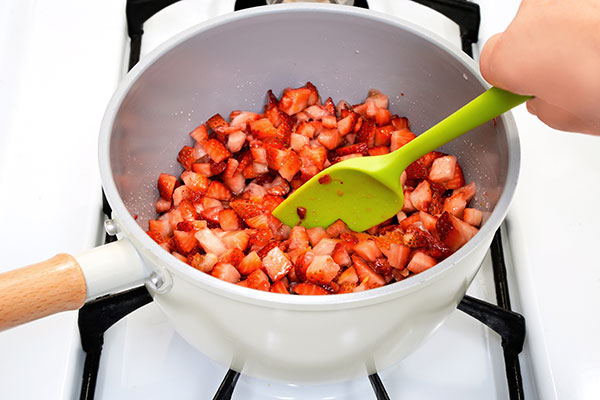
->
[1,1,599,399]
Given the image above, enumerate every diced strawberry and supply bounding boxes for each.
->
[230,111,260,130]
[391,116,410,130]
[192,141,207,160]
[223,171,245,195]
[402,189,416,213]
[290,133,310,151]
[227,130,247,153]
[219,248,245,267]
[419,211,438,232]
[375,108,391,126]
[325,219,351,238]
[307,227,328,247]
[410,180,432,212]
[428,155,457,183]
[463,208,482,227]
[418,151,445,168]
[245,213,272,230]
[279,87,311,115]
[306,255,340,285]
[211,262,241,283]
[167,208,184,231]
[405,161,428,180]
[192,162,212,176]
[203,139,232,163]
[177,200,197,221]
[221,230,249,251]
[229,198,263,219]
[245,269,271,291]
[195,228,227,256]
[381,243,410,269]
[261,194,284,212]
[188,252,218,273]
[368,146,390,156]
[262,246,293,282]
[374,125,393,146]
[305,82,319,105]
[366,89,389,109]
[428,191,444,216]
[206,181,232,201]
[317,129,342,150]
[356,118,375,147]
[390,129,416,151]
[322,115,337,129]
[407,252,437,273]
[304,105,328,121]
[147,229,165,244]
[181,171,209,193]
[250,118,278,139]
[287,226,310,251]
[190,124,208,143]
[201,196,223,210]
[149,219,172,239]
[443,193,467,218]
[206,113,229,134]
[353,239,383,262]
[293,282,329,295]
[236,250,262,275]
[266,145,288,170]
[312,238,339,256]
[155,197,172,213]
[278,150,302,181]
[335,142,368,157]
[157,173,177,201]
[172,185,189,207]
[177,145,196,170]
[270,279,290,294]
[452,182,477,202]
[218,209,240,231]
[173,230,197,255]
[171,252,188,263]
[352,255,385,289]
[337,112,359,136]
[436,211,479,252]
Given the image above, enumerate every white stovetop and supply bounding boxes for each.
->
[1,0,599,399]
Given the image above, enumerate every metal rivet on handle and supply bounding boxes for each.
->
[147,266,173,294]
[104,219,120,236]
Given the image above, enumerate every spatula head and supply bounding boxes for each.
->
[272,156,404,231]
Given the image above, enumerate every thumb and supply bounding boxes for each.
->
[479,33,503,87]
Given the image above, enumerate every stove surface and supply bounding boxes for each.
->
[1,0,598,399]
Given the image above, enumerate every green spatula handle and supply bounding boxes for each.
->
[389,87,531,172]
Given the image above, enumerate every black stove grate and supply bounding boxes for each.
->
[82,1,524,399]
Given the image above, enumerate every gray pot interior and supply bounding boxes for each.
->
[108,6,514,228]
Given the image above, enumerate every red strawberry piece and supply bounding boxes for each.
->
[366,89,389,109]
[443,192,467,218]
[372,257,393,281]
[171,252,188,263]
[245,213,272,230]
[250,118,278,139]
[381,243,410,269]
[390,129,417,151]
[206,113,229,134]
[436,211,479,252]
[203,139,232,163]
[270,279,290,294]
[278,150,302,181]
[200,206,221,226]
[402,229,429,248]
[356,118,375,147]
[201,196,223,211]
[337,112,359,136]
[266,89,279,108]
[324,96,336,115]
[262,246,293,282]
[294,251,314,282]
[287,227,309,252]
[391,116,410,130]
[305,82,319,105]
[418,211,438,233]
[192,162,212,176]
[407,251,437,273]
[374,125,393,146]
[261,194,284,213]
[353,239,383,262]
[190,124,209,143]
[188,253,218,273]
[245,269,271,291]
[155,197,172,213]
[307,227,329,247]
[146,229,165,244]
[230,111,260,130]
[223,171,245,195]
[428,190,444,216]
[304,105,328,121]
[429,155,457,183]
[279,86,312,115]
[149,219,172,238]
[405,161,428,180]
[325,219,351,238]
[336,266,358,292]
[375,108,391,126]
[418,151,446,168]
[266,144,288,170]
[227,130,247,153]
[229,199,264,219]
[334,142,368,156]
[312,238,339,256]
[317,129,342,150]
[177,145,196,170]
[352,255,385,289]
[177,200,197,221]
[180,171,209,193]
[173,230,198,255]
[211,262,241,283]
[276,112,296,144]
[463,208,482,227]
[221,230,250,252]
[410,180,433,212]
[168,208,184,231]
[218,209,240,231]
[234,251,260,275]
[195,228,227,256]
[290,133,310,152]
[206,181,232,201]
[452,182,476,202]
[306,255,340,285]
[296,121,317,138]
[293,282,329,295]
[219,248,245,267]
[402,189,417,213]
[332,243,352,267]
[157,173,177,201]
[176,221,196,232]
[172,185,190,207]
[322,115,337,129]
[368,146,390,156]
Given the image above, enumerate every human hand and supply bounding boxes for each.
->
[479,0,600,135]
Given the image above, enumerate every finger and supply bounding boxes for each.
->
[479,33,502,86]
[526,98,597,134]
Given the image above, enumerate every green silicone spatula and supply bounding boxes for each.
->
[272,87,530,231]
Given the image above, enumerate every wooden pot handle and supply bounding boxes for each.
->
[0,254,87,331]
